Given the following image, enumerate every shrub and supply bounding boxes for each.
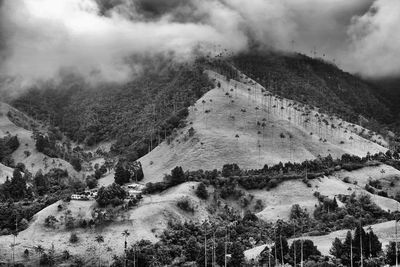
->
[254,199,264,212]
[195,183,208,200]
[96,183,126,207]
[70,157,82,172]
[168,166,186,185]
[44,215,58,228]
[40,253,52,266]
[86,176,98,189]
[177,198,195,213]
[143,182,170,194]
[222,163,241,177]
[69,232,79,243]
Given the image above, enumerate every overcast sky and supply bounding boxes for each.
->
[0,0,399,85]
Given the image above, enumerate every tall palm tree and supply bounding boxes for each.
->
[122,230,130,267]
[95,235,104,267]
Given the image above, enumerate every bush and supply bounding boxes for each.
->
[195,183,208,200]
[96,183,126,207]
[70,157,82,172]
[177,198,195,213]
[86,176,98,189]
[222,164,241,177]
[143,182,170,194]
[69,232,79,243]
[44,215,58,228]
[254,199,264,212]
[168,166,186,185]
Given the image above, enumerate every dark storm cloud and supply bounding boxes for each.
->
[0,0,399,88]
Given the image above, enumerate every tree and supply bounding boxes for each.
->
[10,169,28,200]
[366,228,381,258]
[69,232,79,243]
[195,182,208,200]
[230,242,245,267]
[185,236,200,262]
[341,230,353,266]
[330,238,343,259]
[290,204,309,221]
[169,166,186,185]
[222,164,240,177]
[135,167,144,181]
[114,165,130,185]
[35,245,45,257]
[271,235,289,265]
[386,241,400,266]
[86,176,98,189]
[96,183,126,207]
[35,134,48,153]
[353,224,368,264]
[290,239,321,263]
[44,216,58,228]
[122,230,130,266]
[70,157,82,172]
[34,170,48,196]
[94,169,103,180]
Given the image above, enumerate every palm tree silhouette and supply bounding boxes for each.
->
[122,230,130,266]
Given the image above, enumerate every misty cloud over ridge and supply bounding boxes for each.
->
[0,0,399,86]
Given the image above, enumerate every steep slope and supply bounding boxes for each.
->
[0,102,79,179]
[140,70,387,182]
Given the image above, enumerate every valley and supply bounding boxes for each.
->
[0,54,399,266]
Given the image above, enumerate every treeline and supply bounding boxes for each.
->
[144,151,396,195]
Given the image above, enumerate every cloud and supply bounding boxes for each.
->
[0,0,398,87]
[344,0,400,78]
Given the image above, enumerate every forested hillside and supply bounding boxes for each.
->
[12,62,212,160]
[233,52,393,130]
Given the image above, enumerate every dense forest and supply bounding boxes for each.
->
[12,60,212,160]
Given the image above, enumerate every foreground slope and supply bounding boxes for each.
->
[0,182,209,265]
[140,70,387,182]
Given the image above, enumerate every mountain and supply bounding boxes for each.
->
[1,52,400,266]
[232,52,394,129]
[11,52,396,157]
